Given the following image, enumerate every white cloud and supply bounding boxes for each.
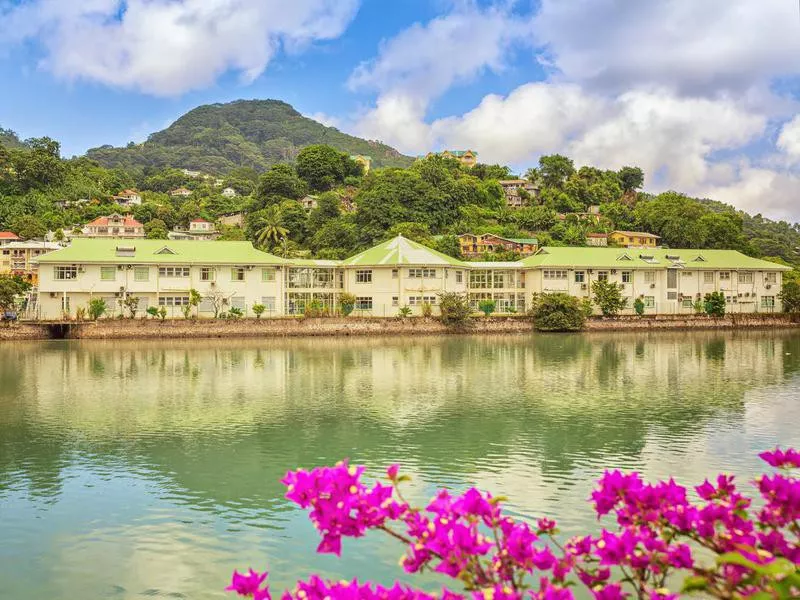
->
[777,115,800,160]
[350,2,533,152]
[0,0,359,96]
[698,166,800,223]
[533,0,800,95]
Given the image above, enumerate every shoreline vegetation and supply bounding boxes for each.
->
[1,313,798,341]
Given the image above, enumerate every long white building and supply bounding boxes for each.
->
[33,236,789,319]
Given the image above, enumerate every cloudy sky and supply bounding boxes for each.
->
[1,0,799,220]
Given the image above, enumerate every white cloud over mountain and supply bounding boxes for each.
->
[0,0,359,95]
[348,0,800,221]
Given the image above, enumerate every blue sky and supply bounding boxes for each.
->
[1,0,800,220]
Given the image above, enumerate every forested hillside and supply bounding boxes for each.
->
[85,100,413,174]
[2,122,800,278]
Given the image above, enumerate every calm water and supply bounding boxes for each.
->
[1,332,799,599]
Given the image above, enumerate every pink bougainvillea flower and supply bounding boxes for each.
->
[226,569,269,598]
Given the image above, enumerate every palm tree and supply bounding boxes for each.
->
[255,205,288,248]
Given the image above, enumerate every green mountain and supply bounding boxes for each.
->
[85,99,413,174]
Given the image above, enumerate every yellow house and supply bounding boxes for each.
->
[426,150,478,168]
[609,231,660,248]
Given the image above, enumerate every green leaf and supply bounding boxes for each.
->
[396,475,412,483]
[680,576,708,593]
[717,552,760,570]
[757,558,797,577]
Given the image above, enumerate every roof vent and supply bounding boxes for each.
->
[115,246,136,257]
[666,254,681,260]
[155,246,177,255]
[693,255,706,262]
[638,254,658,264]
[617,253,632,261]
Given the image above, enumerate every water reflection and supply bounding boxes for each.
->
[1,332,799,599]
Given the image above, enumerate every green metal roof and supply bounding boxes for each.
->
[520,247,791,270]
[508,238,539,245]
[36,239,288,265]
[341,236,466,267]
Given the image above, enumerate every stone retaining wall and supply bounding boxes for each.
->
[1,313,798,341]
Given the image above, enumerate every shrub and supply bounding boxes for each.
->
[181,304,192,319]
[693,299,705,314]
[591,279,627,316]
[437,292,472,327]
[478,299,496,317]
[75,306,86,321]
[157,306,167,321]
[338,293,356,317]
[397,306,412,318]
[229,447,800,600]
[420,302,433,318]
[779,280,800,313]
[228,307,244,320]
[704,291,726,317]
[146,306,159,319]
[122,295,140,319]
[529,292,587,331]
[252,304,266,319]
[87,298,107,321]
[633,296,645,317]
[303,299,326,318]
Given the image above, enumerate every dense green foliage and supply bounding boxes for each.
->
[85,100,412,174]
[437,292,473,327]
[778,281,800,313]
[0,275,32,311]
[591,280,628,316]
[529,292,588,331]
[478,299,496,317]
[633,297,646,317]
[704,292,726,317]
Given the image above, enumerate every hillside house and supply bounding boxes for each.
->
[1,240,61,285]
[222,187,238,198]
[169,219,219,241]
[459,233,539,258]
[497,179,540,208]
[0,231,20,246]
[83,214,145,239]
[586,233,609,247]
[425,150,478,168]
[113,190,142,207]
[609,231,660,248]
[170,187,193,198]
[300,195,318,210]
[350,155,372,174]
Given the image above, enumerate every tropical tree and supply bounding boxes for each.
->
[591,280,627,316]
[255,205,288,248]
[704,291,726,317]
[779,280,800,313]
[529,292,588,331]
[478,299,496,317]
[87,298,107,320]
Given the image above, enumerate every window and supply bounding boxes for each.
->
[261,297,276,311]
[159,266,190,277]
[392,296,399,306]
[262,268,276,282]
[667,291,678,300]
[738,271,753,284]
[643,296,655,308]
[231,267,245,282]
[392,269,398,279]
[543,270,567,280]
[409,296,437,305]
[355,296,373,310]
[470,271,489,288]
[643,271,655,283]
[231,296,246,310]
[200,267,215,281]
[765,272,777,284]
[704,271,714,284]
[54,266,77,280]
[621,271,632,283]
[408,268,437,278]
[682,298,694,308]
[158,296,190,306]
[100,266,116,281]
[574,271,585,283]
[134,267,149,282]
[355,270,372,283]
[455,271,463,283]
[761,296,775,309]
[597,271,609,282]
[719,272,730,281]
[681,271,693,277]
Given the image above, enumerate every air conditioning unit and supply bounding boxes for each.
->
[766,284,772,290]
[650,283,656,289]
[611,269,617,275]
[580,283,587,290]
[49,292,57,298]
[117,265,124,270]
